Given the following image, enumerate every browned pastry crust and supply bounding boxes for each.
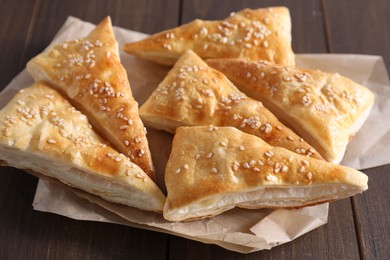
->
[0,83,165,212]
[140,50,323,160]
[207,58,375,164]
[163,126,368,221]
[26,17,155,179]
[122,7,294,66]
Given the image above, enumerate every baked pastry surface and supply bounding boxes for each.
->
[140,50,323,160]
[123,7,294,66]
[0,83,165,212]
[163,126,368,221]
[207,58,375,163]
[26,17,155,179]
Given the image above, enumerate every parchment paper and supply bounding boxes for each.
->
[1,16,390,253]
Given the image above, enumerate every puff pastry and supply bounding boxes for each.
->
[122,7,294,66]
[163,126,368,221]
[26,17,155,180]
[207,59,375,163]
[0,83,165,212]
[140,50,323,160]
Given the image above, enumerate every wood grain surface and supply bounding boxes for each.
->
[0,0,389,259]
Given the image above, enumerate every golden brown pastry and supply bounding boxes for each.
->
[0,83,165,212]
[26,17,155,180]
[207,58,375,164]
[163,126,368,221]
[140,50,323,160]
[123,7,294,66]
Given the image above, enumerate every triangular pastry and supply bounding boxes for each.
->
[0,83,165,212]
[140,50,323,160]
[207,58,375,163]
[122,7,294,66]
[163,126,368,221]
[26,17,155,180]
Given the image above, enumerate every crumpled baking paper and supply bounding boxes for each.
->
[1,16,390,253]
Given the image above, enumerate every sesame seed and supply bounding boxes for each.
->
[176,168,181,174]
[281,166,289,173]
[307,172,313,180]
[106,152,113,158]
[208,125,218,131]
[265,150,274,157]
[239,145,245,151]
[287,136,294,141]
[263,41,269,48]
[243,163,250,169]
[220,141,227,147]
[120,125,129,130]
[206,152,213,159]
[47,139,56,144]
[302,160,309,166]
[211,167,218,173]
[253,167,260,172]
[138,149,145,157]
[194,153,200,160]
[299,166,306,173]
[276,126,283,130]
[232,164,239,171]
[249,160,256,166]
[115,157,122,162]
[183,164,189,170]
[124,140,129,146]
[266,175,273,181]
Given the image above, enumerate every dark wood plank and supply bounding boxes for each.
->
[0,0,180,259]
[322,0,390,69]
[172,0,361,258]
[323,1,390,259]
[0,0,38,89]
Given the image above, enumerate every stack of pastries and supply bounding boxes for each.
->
[0,7,374,222]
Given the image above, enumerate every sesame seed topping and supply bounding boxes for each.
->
[206,152,213,159]
[138,149,145,157]
[120,125,129,130]
[47,139,56,144]
[106,152,113,158]
[299,166,306,173]
[176,168,181,174]
[124,140,130,146]
[208,125,218,131]
[211,167,218,173]
[115,157,122,162]
[253,167,260,172]
[195,153,200,160]
[276,126,283,130]
[287,136,294,141]
[265,150,274,157]
[281,166,289,173]
[220,141,227,147]
[183,164,189,170]
[302,160,309,166]
[243,162,250,169]
[307,172,313,180]
[239,145,245,151]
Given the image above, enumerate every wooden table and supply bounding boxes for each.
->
[1,0,389,259]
